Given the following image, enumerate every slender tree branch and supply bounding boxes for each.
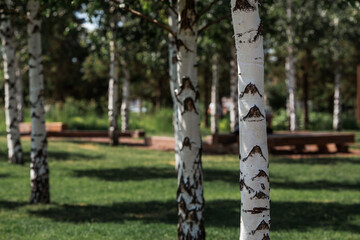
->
[120,5,176,38]
[197,0,221,20]
[198,14,231,35]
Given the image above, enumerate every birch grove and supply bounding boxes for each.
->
[168,0,181,170]
[1,0,23,164]
[27,0,50,204]
[231,0,270,239]
[108,0,120,145]
[176,0,205,238]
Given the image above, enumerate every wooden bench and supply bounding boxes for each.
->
[207,132,355,153]
[19,122,67,135]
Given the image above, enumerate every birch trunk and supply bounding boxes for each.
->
[230,43,239,133]
[27,0,50,204]
[1,0,23,164]
[168,1,181,171]
[15,52,24,122]
[210,54,219,134]
[285,0,297,131]
[121,58,130,132]
[108,1,119,146]
[176,0,205,238]
[231,1,270,239]
[333,66,342,131]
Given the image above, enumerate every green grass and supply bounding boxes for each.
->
[0,137,360,239]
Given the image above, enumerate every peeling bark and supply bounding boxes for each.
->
[210,54,219,134]
[231,0,270,239]
[1,0,23,164]
[169,0,181,170]
[285,0,297,131]
[230,43,239,133]
[176,0,205,239]
[27,0,49,204]
[108,1,119,146]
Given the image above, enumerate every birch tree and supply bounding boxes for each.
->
[0,0,23,164]
[121,57,130,132]
[108,0,120,145]
[230,43,239,133]
[14,51,23,122]
[168,0,181,170]
[210,53,219,134]
[231,0,270,239]
[285,0,297,131]
[332,17,341,131]
[27,0,50,204]
[175,1,205,238]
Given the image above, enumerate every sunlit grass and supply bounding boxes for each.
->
[0,137,359,239]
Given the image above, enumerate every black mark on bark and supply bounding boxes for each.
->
[239,83,263,98]
[242,145,267,162]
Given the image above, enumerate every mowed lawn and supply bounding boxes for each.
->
[0,137,359,240]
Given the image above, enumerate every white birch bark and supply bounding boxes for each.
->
[1,0,23,164]
[121,58,130,132]
[210,54,219,134]
[108,1,119,145]
[15,51,23,122]
[231,1,270,239]
[168,1,181,171]
[27,0,50,204]
[230,43,239,133]
[333,66,342,131]
[285,0,297,131]
[176,0,205,238]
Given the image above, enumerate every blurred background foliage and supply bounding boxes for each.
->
[0,0,359,135]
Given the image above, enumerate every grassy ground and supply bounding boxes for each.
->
[0,137,359,240]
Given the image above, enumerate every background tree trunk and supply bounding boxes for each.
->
[230,43,239,133]
[27,0,50,204]
[15,52,24,122]
[231,0,271,239]
[176,0,205,239]
[1,0,23,164]
[168,0,181,171]
[108,1,119,146]
[121,58,130,132]
[333,66,342,131]
[210,54,219,134]
[286,0,297,131]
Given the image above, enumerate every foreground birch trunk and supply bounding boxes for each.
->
[108,1,119,145]
[285,0,297,131]
[1,0,23,164]
[210,54,219,134]
[231,0,270,239]
[333,66,342,131]
[121,58,130,132]
[176,0,205,238]
[168,1,181,171]
[27,0,50,203]
[230,43,239,133]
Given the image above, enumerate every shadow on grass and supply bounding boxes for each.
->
[72,167,239,183]
[271,157,360,165]
[72,166,360,191]
[27,200,360,233]
[0,200,28,210]
[48,150,103,162]
[0,173,10,178]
